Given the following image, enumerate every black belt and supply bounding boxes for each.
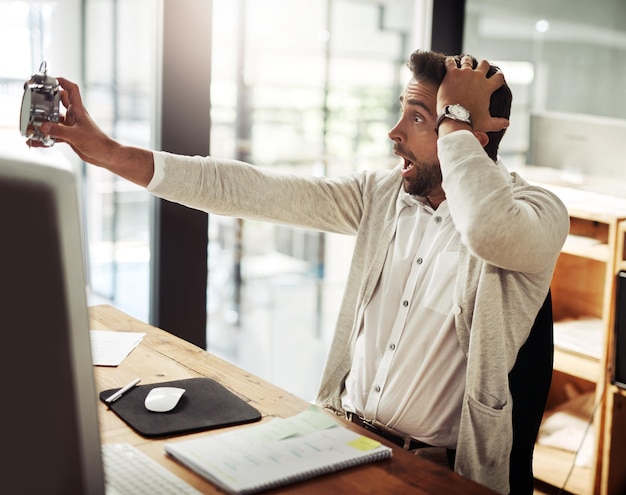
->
[347,413,433,450]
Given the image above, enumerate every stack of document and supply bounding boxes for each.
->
[90,330,145,366]
[553,318,603,360]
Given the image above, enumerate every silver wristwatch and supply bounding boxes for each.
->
[435,104,472,132]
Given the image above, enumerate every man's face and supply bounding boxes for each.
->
[389,78,442,198]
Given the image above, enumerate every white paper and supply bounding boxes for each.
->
[553,317,604,359]
[245,404,339,442]
[164,406,392,494]
[90,330,145,366]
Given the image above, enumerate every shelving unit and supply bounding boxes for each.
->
[527,180,626,495]
[599,220,626,495]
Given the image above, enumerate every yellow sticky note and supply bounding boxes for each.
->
[348,435,382,451]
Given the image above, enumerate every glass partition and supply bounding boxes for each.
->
[83,0,160,321]
[0,0,158,323]
[0,1,81,146]
[0,0,430,400]
[208,0,422,399]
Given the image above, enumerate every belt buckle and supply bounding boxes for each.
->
[359,418,379,436]
[362,418,407,448]
[361,418,375,429]
[348,413,413,450]
[356,417,386,439]
[372,423,414,450]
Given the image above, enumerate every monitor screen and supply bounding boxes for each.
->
[614,271,626,389]
[0,148,105,494]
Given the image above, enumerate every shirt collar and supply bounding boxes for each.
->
[399,190,425,208]
[397,190,448,215]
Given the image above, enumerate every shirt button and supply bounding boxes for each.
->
[389,343,396,350]
[434,216,442,223]
[416,257,423,264]
[375,385,381,393]
[402,300,409,307]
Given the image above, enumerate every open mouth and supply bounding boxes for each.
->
[401,158,414,177]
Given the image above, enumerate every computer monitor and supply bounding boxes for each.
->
[0,147,105,494]
[613,271,626,389]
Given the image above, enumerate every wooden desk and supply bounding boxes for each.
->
[90,305,496,495]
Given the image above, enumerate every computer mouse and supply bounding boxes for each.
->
[144,386,186,412]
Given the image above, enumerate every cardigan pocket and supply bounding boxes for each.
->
[457,395,512,491]
[423,251,459,314]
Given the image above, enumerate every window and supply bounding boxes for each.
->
[207,0,422,399]
[0,0,158,323]
[83,0,159,322]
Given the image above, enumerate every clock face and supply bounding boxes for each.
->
[19,89,32,137]
[19,86,59,146]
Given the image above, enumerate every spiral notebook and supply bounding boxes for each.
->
[163,406,392,494]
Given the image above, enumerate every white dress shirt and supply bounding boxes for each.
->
[341,189,465,449]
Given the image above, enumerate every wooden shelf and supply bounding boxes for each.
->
[601,390,626,495]
[600,220,626,495]
[534,443,593,495]
[617,221,626,273]
[553,348,601,382]
[611,384,626,397]
[561,237,610,263]
[525,173,626,495]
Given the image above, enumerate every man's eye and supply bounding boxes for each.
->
[413,114,423,123]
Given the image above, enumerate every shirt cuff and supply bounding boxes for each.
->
[146,151,165,191]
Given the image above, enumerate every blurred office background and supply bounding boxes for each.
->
[1,0,625,402]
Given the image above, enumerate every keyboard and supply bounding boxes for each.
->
[103,443,202,495]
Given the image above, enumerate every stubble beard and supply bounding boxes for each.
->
[402,158,443,197]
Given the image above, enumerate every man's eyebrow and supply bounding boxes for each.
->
[399,95,435,117]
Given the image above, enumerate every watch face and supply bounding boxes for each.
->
[450,104,470,120]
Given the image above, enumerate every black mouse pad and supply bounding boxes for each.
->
[99,377,262,438]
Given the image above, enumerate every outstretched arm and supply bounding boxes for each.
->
[34,78,155,187]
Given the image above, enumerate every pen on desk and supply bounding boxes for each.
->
[105,377,141,404]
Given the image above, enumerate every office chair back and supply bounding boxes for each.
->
[508,290,553,495]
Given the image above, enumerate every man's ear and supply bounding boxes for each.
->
[473,131,489,148]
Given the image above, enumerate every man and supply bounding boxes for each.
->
[37,50,569,493]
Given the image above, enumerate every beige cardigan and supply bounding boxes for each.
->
[148,131,569,493]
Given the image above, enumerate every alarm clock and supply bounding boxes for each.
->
[20,61,60,146]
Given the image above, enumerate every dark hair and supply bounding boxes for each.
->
[408,50,512,162]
